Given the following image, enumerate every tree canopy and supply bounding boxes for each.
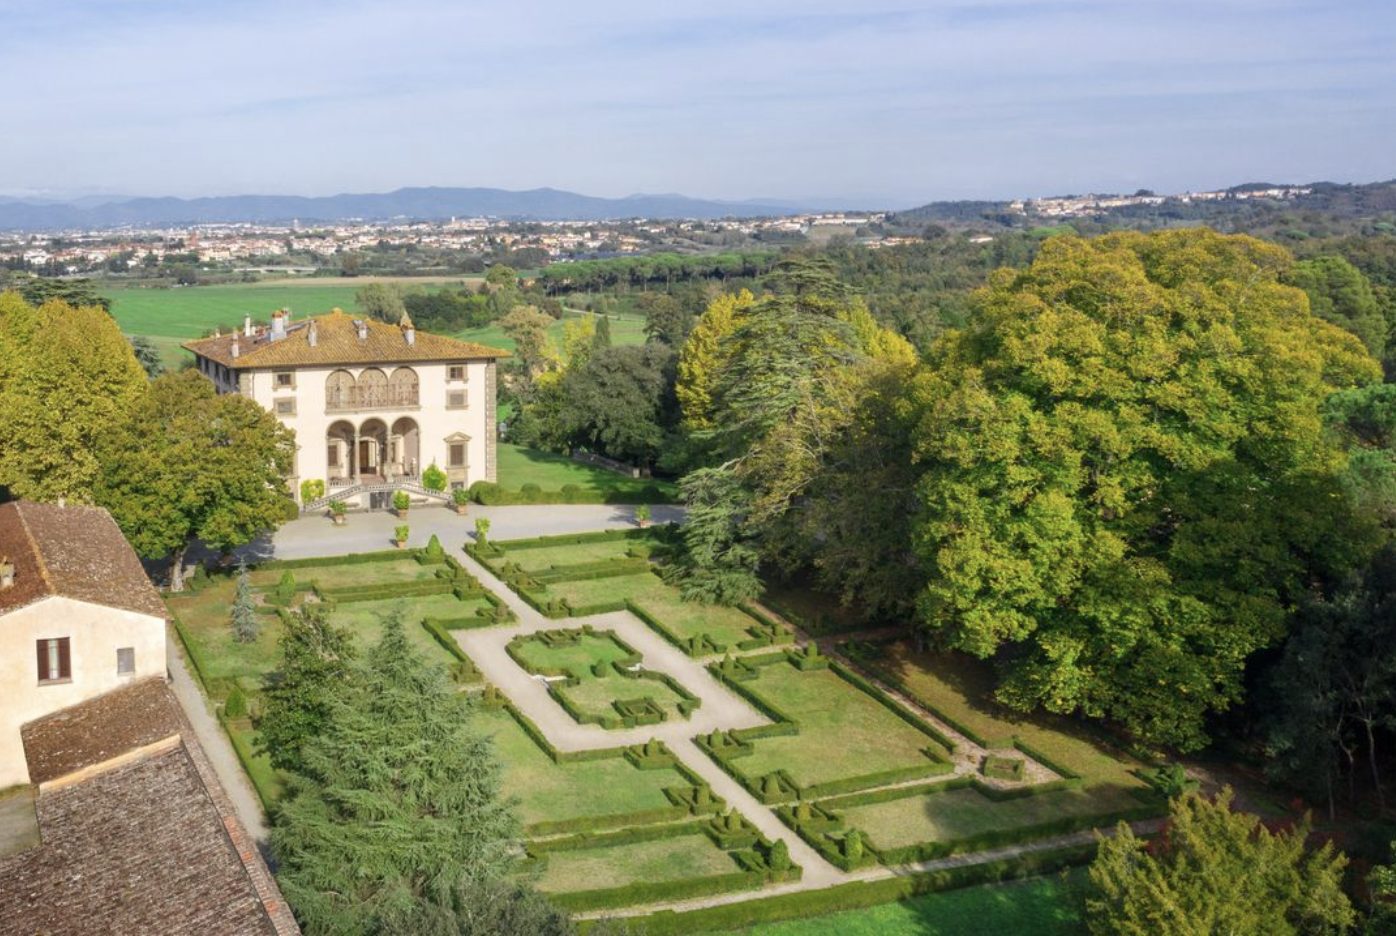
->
[1086,788,1354,936]
[908,229,1381,749]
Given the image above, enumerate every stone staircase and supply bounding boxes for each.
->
[304,479,451,512]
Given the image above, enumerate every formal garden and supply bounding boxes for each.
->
[166,527,1166,931]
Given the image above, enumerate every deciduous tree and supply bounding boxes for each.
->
[909,230,1380,749]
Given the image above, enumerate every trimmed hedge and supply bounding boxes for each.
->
[488,527,656,551]
[259,550,404,570]
[578,842,1098,934]
[469,479,677,507]
[550,867,765,913]
[533,557,652,584]
[525,802,690,839]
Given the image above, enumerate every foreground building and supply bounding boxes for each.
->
[0,501,167,789]
[0,500,298,934]
[184,308,508,508]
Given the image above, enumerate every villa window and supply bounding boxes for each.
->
[275,398,296,416]
[274,371,295,389]
[448,365,466,381]
[117,647,135,676]
[447,390,467,409]
[37,637,71,684]
[449,443,467,468]
[327,445,340,468]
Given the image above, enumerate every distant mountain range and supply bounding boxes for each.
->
[0,186,835,231]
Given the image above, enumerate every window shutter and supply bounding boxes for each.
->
[58,638,71,679]
[36,640,49,681]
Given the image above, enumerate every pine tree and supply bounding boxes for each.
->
[231,561,258,644]
[271,611,558,935]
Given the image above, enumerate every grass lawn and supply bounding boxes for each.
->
[252,558,439,590]
[836,785,1136,852]
[510,630,636,677]
[630,588,765,649]
[534,832,741,894]
[735,662,938,790]
[494,443,675,497]
[503,539,650,573]
[460,310,644,355]
[326,596,475,668]
[860,641,1146,791]
[477,708,687,832]
[555,672,692,724]
[710,873,1084,936]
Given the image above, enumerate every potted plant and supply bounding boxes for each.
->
[634,503,652,528]
[422,462,448,493]
[328,499,347,525]
[474,517,490,547]
[392,490,411,518]
[452,487,471,516]
[394,524,410,548]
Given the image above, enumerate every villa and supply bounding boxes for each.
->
[184,308,509,509]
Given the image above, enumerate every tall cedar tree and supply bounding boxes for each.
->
[909,230,1381,749]
[1086,789,1354,936]
[95,370,295,591]
[257,604,356,773]
[271,612,539,935]
[0,292,148,501]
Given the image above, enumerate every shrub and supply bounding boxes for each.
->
[189,562,211,591]
[1145,763,1199,798]
[224,686,248,719]
[983,754,1026,782]
[521,482,542,496]
[423,534,445,561]
[843,830,863,862]
[395,524,410,543]
[421,462,447,492]
[274,571,296,602]
[452,487,471,507]
[474,517,490,545]
[328,499,347,517]
[392,490,410,512]
[769,839,791,872]
[635,503,652,524]
[300,479,325,503]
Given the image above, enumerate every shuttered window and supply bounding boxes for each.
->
[37,637,71,683]
[449,443,467,468]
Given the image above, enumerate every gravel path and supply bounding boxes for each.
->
[165,628,270,843]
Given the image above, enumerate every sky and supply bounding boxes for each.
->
[1,0,1394,208]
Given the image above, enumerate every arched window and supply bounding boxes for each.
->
[325,370,355,410]
[357,368,388,408]
[389,367,419,406]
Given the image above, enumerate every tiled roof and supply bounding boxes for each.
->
[0,680,299,935]
[0,501,166,620]
[21,677,184,784]
[183,308,509,369]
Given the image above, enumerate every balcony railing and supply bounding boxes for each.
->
[325,388,419,413]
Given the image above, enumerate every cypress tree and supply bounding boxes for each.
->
[231,560,259,644]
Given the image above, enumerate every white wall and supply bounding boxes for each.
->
[0,596,166,787]
[241,359,492,503]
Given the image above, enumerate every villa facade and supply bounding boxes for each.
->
[184,309,508,508]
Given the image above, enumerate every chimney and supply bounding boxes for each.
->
[400,312,415,346]
[270,309,287,341]
[0,556,12,590]
[355,319,368,341]
[307,320,318,347]
[231,335,240,359]
[243,314,253,337]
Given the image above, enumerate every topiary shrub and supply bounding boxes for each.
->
[224,686,247,719]
[275,571,296,602]
[423,534,445,561]
[392,490,411,513]
[421,462,448,492]
[591,660,609,678]
[395,524,410,545]
[300,478,326,503]
[843,830,863,862]
[769,839,791,872]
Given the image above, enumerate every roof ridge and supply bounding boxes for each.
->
[12,502,55,597]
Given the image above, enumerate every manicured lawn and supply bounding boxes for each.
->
[504,539,650,573]
[327,596,475,668]
[252,558,438,590]
[710,873,1084,936]
[735,662,938,789]
[535,832,741,894]
[494,443,675,497]
[510,630,636,677]
[835,785,1134,852]
[545,572,659,609]
[555,672,692,724]
[630,589,765,649]
[477,708,687,832]
[860,641,1145,791]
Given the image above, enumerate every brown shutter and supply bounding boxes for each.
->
[36,640,48,681]
[57,638,71,679]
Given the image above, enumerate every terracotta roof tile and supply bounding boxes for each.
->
[0,501,166,620]
[183,308,509,369]
[21,677,184,784]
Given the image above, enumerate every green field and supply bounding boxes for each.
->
[509,630,636,677]
[493,443,675,498]
[102,280,644,369]
[535,831,743,895]
[709,873,1083,936]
